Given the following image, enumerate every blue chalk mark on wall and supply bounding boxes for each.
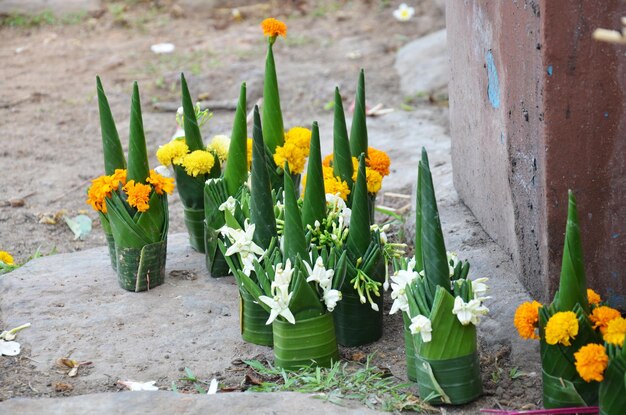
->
[547,65,553,76]
[486,50,500,109]
[500,132,505,144]
[612,233,620,239]
[604,112,609,118]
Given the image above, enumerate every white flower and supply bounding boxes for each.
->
[272,260,294,290]
[452,297,489,326]
[154,165,173,178]
[239,251,257,277]
[150,42,175,54]
[340,207,352,227]
[407,256,416,272]
[393,3,415,22]
[305,257,334,290]
[409,315,432,343]
[325,193,346,211]
[0,323,30,341]
[389,270,418,314]
[323,289,342,312]
[471,277,489,300]
[207,378,218,394]
[219,196,237,215]
[117,380,159,391]
[223,221,265,258]
[259,289,295,325]
[0,340,21,356]
[447,251,460,276]
[371,302,379,312]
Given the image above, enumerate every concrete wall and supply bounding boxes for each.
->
[448,0,626,306]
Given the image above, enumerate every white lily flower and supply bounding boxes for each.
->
[389,269,419,314]
[305,257,334,290]
[407,256,416,272]
[452,297,489,326]
[471,277,489,300]
[223,221,265,258]
[240,251,257,277]
[259,290,295,325]
[341,207,352,227]
[409,315,432,343]
[207,378,218,395]
[219,196,237,215]
[325,193,346,211]
[393,3,415,22]
[117,380,159,391]
[323,289,342,312]
[447,251,460,276]
[272,260,294,290]
[0,340,21,356]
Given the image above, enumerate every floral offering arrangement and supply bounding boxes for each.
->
[87,81,173,292]
[389,148,487,405]
[514,191,605,409]
[155,74,223,253]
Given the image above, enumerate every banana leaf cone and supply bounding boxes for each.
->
[203,177,232,278]
[102,217,117,271]
[333,290,383,346]
[273,312,339,370]
[403,314,418,382]
[599,345,626,415]
[240,288,273,346]
[183,207,205,252]
[412,286,482,405]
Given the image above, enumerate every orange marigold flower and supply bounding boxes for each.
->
[574,343,608,382]
[366,147,391,177]
[261,17,287,38]
[123,180,152,212]
[545,311,579,346]
[86,175,114,213]
[111,169,127,187]
[322,154,333,167]
[147,170,175,195]
[604,317,626,347]
[587,289,602,306]
[514,300,542,340]
[589,306,621,334]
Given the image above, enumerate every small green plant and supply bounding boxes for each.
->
[509,367,526,380]
[0,10,87,27]
[176,367,210,394]
[243,356,428,412]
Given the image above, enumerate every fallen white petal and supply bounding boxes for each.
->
[207,378,218,394]
[0,340,21,356]
[117,380,159,391]
[150,43,175,54]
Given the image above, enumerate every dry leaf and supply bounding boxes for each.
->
[53,382,73,392]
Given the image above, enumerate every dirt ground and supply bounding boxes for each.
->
[1,1,542,412]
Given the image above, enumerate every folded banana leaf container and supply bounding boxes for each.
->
[333,290,383,346]
[116,240,167,292]
[273,313,339,370]
[541,369,598,408]
[104,230,117,271]
[240,289,273,346]
[183,207,206,253]
[403,315,417,382]
[414,344,482,405]
[204,222,231,278]
[599,346,626,415]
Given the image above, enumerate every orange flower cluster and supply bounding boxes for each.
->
[589,306,621,335]
[261,18,287,38]
[514,300,542,340]
[322,147,390,194]
[86,169,127,213]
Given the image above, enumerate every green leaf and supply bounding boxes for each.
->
[126,82,150,183]
[414,166,423,272]
[249,106,277,249]
[346,155,371,261]
[106,191,150,248]
[180,73,204,151]
[349,69,368,159]
[419,148,450,296]
[173,164,205,209]
[301,122,326,229]
[135,192,167,243]
[289,259,324,321]
[261,43,284,154]
[64,214,92,240]
[332,87,353,189]
[553,190,589,313]
[96,76,126,175]
[599,347,626,414]
[224,82,248,196]
[282,167,307,262]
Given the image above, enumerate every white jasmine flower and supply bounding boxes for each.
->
[325,193,347,211]
[471,277,489,300]
[219,196,238,215]
[323,289,342,312]
[150,42,175,54]
[0,340,21,356]
[340,207,352,227]
[407,256,416,272]
[305,257,334,289]
[223,221,265,258]
[389,269,419,314]
[452,297,489,326]
[393,3,415,22]
[272,259,294,290]
[117,380,159,391]
[409,315,432,343]
[447,251,460,276]
[240,251,257,277]
[259,289,295,325]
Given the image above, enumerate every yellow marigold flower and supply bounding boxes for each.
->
[147,170,175,196]
[246,138,253,170]
[207,135,230,163]
[322,165,335,180]
[322,154,333,167]
[365,168,383,194]
[325,176,351,201]
[366,147,391,177]
[0,251,14,265]
[111,169,127,186]
[589,306,621,335]
[604,317,626,347]
[261,17,287,38]
[545,311,579,346]
[587,288,602,306]
[514,300,542,340]
[285,127,311,156]
[123,180,152,212]
[156,139,189,167]
[182,150,215,177]
[574,343,608,382]
[274,141,307,174]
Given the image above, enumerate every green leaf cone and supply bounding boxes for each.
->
[249,105,277,249]
[419,148,450,296]
[599,346,626,415]
[553,190,589,313]
[172,165,205,209]
[301,122,326,229]
[349,69,368,159]
[261,43,285,153]
[289,261,324,321]
[126,82,149,184]
[414,165,424,272]
[346,156,371,260]
[282,165,307,262]
[332,87,353,188]
[96,76,126,175]
[224,82,248,196]
[180,73,204,152]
